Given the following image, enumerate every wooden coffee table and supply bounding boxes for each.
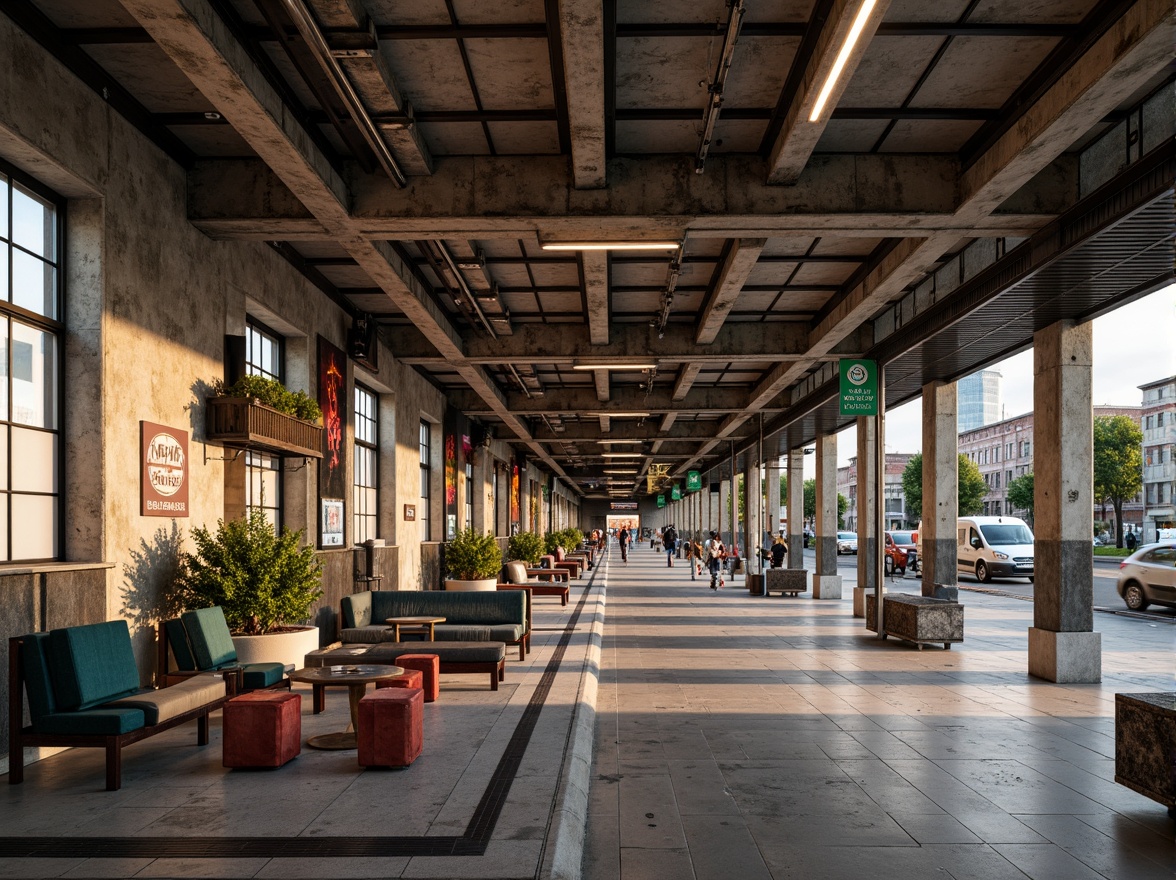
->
[384,615,445,641]
[287,664,404,750]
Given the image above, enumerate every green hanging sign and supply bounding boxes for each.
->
[671,484,681,500]
[839,358,879,417]
[686,470,701,491]
[656,494,666,508]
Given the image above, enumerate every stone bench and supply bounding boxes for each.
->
[865,593,963,650]
[1115,692,1176,818]
[763,569,809,597]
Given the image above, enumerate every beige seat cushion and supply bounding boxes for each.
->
[505,561,531,584]
[108,674,225,725]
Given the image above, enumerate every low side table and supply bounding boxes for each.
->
[287,664,404,750]
[385,615,445,641]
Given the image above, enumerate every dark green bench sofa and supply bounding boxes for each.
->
[9,620,228,791]
[340,589,529,660]
[158,607,290,693]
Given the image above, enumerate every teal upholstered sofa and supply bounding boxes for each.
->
[9,620,228,790]
[158,607,290,693]
[340,589,529,660]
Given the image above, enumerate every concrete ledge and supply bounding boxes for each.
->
[812,574,842,600]
[1028,627,1101,682]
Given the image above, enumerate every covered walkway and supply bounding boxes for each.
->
[584,544,1174,880]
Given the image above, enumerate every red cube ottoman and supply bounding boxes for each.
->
[375,668,424,693]
[358,687,423,768]
[222,691,301,768]
[395,654,440,703]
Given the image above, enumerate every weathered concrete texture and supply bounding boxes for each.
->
[852,584,885,618]
[1114,693,1176,809]
[812,574,842,600]
[786,450,805,571]
[813,434,838,578]
[866,593,963,646]
[1028,627,1102,683]
[1032,540,1095,632]
[765,568,807,596]
[814,536,837,573]
[921,380,958,595]
[855,417,876,590]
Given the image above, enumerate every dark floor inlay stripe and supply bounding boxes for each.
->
[1,564,600,860]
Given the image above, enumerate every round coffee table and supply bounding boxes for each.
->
[287,664,404,750]
[384,615,446,641]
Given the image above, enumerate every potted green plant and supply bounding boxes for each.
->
[206,374,324,458]
[508,531,545,566]
[443,526,503,591]
[174,509,324,667]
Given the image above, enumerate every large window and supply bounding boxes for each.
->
[353,384,378,543]
[245,319,283,527]
[464,456,473,528]
[0,166,61,562]
[419,420,432,541]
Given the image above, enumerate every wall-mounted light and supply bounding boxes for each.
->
[809,0,878,123]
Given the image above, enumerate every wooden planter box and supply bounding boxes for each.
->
[206,397,323,458]
[1115,693,1176,815]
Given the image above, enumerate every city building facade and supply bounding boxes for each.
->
[838,453,917,532]
[1139,376,1176,543]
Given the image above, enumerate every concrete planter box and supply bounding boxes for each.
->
[232,625,320,670]
[764,569,808,596]
[1115,692,1176,817]
[206,397,323,459]
[865,593,963,650]
[443,578,498,592]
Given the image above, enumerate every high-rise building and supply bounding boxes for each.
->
[957,370,1002,432]
[1139,376,1176,543]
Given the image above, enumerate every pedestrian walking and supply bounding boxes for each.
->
[1126,528,1137,551]
[618,526,631,563]
[663,524,678,567]
[683,537,697,580]
[770,535,787,568]
[704,530,725,590]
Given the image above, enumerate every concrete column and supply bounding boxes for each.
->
[786,450,805,572]
[1029,321,1100,683]
[921,380,959,600]
[813,434,842,599]
[719,480,731,546]
[708,481,720,539]
[853,417,877,617]
[745,457,762,575]
[765,462,781,534]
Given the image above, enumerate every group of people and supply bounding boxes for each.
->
[608,526,791,591]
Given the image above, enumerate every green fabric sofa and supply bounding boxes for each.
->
[157,607,289,693]
[9,620,228,791]
[340,589,530,660]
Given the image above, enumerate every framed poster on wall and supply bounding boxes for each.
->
[321,499,344,547]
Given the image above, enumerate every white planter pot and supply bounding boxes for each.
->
[444,578,498,592]
[232,625,320,670]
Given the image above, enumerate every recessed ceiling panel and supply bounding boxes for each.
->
[813,119,889,152]
[449,0,545,24]
[745,262,799,286]
[616,37,712,108]
[84,45,211,113]
[723,37,799,106]
[771,290,834,312]
[167,125,256,157]
[810,237,883,256]
[615,120,700,154]
[463,39,555,109]
[970,0,1099,24]
[366,0,450,26]
[486,121,560,154]
[382,41,480,110]
[881,119,984,152]
[419,121,489,155]
[709,118,769,153]
[910,37,1060,109]
[791,262,859,285]
[839,36,946,107]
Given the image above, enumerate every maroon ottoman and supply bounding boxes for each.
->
[396,654,440,703]
[375,668,424,693]
[223,691,301,768]
[358,687,423,768]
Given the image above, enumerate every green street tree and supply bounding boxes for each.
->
[1006,472,1034,524]
[1093,415,1143,548]
[802,478,849,526]
[901,453,989,519]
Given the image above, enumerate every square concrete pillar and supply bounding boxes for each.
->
[786,450,805,572]
[745,458,762,574]
[765,463,781,534]
[922,380,959,600]
[855,418,877,590]
[708,481,720,539]
[719,480,731,547]
[813,434,842,599]
[1030,320,1100,683]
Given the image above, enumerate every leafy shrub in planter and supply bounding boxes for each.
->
[174,509,323,635]
[445,526,503,580]
[508,531,545,566]
[213,374,322,423]
[561,528,584,551]
[543,531,563,556]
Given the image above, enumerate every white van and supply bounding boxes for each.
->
[957,516,1034,583]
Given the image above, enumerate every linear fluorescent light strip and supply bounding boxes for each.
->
[601,453,644,458]
[571,363,657,371]
[540,242,680,251]
[809,0,877,123]
[599,440,643,445]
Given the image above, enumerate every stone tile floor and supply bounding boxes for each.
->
[584,547,1175,880]
[0,570,604,880]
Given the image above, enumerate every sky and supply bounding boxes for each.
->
[817,282,1176,474]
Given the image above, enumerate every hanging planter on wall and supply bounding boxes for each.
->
[205,376,324,459]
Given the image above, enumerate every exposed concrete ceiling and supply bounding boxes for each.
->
[10,0,1174,497]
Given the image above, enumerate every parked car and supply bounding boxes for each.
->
[957,516,1035,583]
[1116,541,1176,611]
[884,531,917,575]
[836,531,858,554]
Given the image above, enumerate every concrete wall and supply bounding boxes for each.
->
[0,14,449,752]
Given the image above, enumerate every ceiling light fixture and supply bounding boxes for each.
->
[540,242,680,252]
[601,453,645,459]
[599,440,643,445]
[592,412,651,418]
[571,363,657,371]
[809,0,878,123]
[603,469,639,474]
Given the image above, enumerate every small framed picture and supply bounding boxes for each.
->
[321,499,344,547]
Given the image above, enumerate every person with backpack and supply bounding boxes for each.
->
[663,524,678,567]
[618,526,631,563]
[704,530,725,590]
[770,534,788,568]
